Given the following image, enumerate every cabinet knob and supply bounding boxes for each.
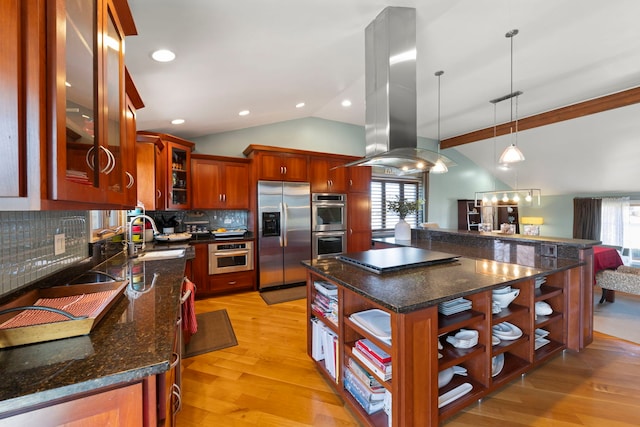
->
[156,189,162,199]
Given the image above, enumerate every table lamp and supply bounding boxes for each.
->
[521,217,544,236]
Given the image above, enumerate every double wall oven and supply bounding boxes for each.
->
[312,193,347,259]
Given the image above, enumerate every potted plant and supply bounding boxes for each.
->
[387,196,422,240]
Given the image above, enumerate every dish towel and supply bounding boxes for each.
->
[181,277,198,339]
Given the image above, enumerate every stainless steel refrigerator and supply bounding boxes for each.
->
[258,181,311,290]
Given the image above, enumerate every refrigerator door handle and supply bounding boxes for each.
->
[278,202,285,247]
[282,202,289,247]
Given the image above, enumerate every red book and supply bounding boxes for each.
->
[355,338,391,364]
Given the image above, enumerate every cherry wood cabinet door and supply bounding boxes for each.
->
[136,141,165,210]
[310,157,348,193]
[347,192,372,252]
[0,383,143,426]
[257,152,308,181]
[223,162,250,209]
[166,141,192,210]
[0,0,26,198]
[191,158,223,209]
[191,157,249,209]
[348,166,371,193]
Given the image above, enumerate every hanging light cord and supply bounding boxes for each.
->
[435,70,444,154]
[507,29,518,123]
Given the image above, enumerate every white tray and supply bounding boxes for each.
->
[154,232,192,242]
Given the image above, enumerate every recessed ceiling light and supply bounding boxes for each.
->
[239,110,250,116]
[151,49,176,62]
[341,99,352,107]
[296,102,305,108]
[171,119,185,125]
[65,81,71,87]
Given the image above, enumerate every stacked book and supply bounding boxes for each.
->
[310,317,338,380]
[351,338,392,381]
[66,170,91,185]
[343,361,386,415]
[312,281,338,326]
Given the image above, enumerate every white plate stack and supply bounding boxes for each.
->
[438,297,472,315]
[535,277,547,289]
[534,328,551,349]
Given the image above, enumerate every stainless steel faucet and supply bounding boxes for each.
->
[96,225,124,237]
[127,215,159,256]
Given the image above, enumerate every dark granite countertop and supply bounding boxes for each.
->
[0,250,189,415]
[418,228,600,248]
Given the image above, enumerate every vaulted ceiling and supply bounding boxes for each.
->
[125,0,640,196]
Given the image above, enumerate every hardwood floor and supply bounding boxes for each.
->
[177,291,640,427]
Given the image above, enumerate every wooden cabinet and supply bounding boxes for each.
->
[191,154,250,209]
[306,266,575,426]
[0,0,30,200]
[348,166,372,193]
[347,192,372,252]
[190,242,255,297]
[457,199,481,230]
[136,132,195,210]
[497,204,520,233]
[136,135,166,211]
[347,166,371,252]
[166,140,192,209]
[243,145,308,182]
[0,383,144,426]
[310,157,348,193]
[124,69,144,208]
[47,0,137,205]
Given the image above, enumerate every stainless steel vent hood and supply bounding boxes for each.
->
[343,7,455,175]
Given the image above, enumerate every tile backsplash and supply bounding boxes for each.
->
[0,211,89,296]
[148,210,248,232]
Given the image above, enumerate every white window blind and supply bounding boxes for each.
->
[371,179,420,231]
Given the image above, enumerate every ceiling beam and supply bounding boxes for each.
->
[440,86,640,149]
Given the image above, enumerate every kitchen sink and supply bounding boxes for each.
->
[136,249,186,261]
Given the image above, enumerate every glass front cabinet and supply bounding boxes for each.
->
[48,0,136,205]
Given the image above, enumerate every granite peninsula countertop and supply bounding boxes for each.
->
[0,249,191,415]
[304,232,589,314]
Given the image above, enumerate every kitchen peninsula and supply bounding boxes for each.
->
[303,230,598,426]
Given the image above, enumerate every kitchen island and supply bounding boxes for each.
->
[0,249,190,425]
[303,232,597,426]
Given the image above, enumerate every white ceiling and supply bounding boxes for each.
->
[125,0,640,196]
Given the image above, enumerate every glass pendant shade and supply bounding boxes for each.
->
[499,143,525,164]
[430,158,448,174]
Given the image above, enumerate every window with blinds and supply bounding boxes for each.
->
[371,179,421,231]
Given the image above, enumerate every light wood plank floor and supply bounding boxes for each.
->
[177,291,640,427]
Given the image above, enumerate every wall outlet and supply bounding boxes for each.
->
[54,233,65,255]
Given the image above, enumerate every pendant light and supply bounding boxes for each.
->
[497,29,525,165]
[430,70,448,174]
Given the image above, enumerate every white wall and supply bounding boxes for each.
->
[192,117,365,158]
[190,117,639,235]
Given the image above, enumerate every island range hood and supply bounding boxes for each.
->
[342,7,455,175]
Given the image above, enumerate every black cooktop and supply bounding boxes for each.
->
[338,247,459,274]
